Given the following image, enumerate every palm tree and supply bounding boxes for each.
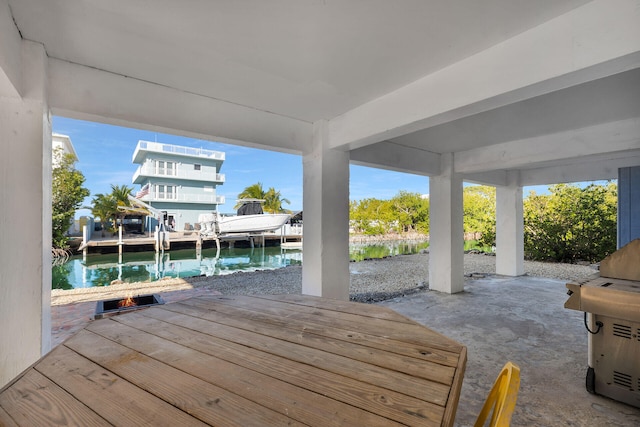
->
[90,193,117,236]
[264,187,290,213]
[235,182,267,209]
[110,184,133,229]
[235,183,291,213]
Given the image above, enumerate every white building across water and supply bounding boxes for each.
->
[131,141,226,232]
[51,133,77,164]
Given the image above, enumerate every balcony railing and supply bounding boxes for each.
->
[133,140,225,163]
[139,193,225,204]
[133,164,225,183]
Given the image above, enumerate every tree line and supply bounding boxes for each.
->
[350,183,617,263]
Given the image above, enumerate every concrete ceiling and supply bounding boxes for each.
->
[391,68,640,154]
[381,67,640,185]
[9,0,590,122]
[5,0,640,185]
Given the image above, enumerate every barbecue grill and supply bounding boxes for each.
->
[565,239,640,408]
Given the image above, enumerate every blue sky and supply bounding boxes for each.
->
[53,116,433,216]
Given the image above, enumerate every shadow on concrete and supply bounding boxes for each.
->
[377,276,640,427]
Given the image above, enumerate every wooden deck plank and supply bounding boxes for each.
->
[140,302,452,405]
[194,295,463,352]
[443,346,468,427]
[0,403,21,426]
[256,293,421,324]
[112,309,446,426]
[167,297,456,384]
[0,369,110,427]
[64,328,307,427]
[181,295,460,368]
[35,345,208,427]
[1,295,466,426]
[84,318,405,427]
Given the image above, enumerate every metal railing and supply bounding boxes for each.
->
[133,165,225,183]
[135,141,225,160]
[141,192,225,204]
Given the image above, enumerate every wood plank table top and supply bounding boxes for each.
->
[0,294,467,426]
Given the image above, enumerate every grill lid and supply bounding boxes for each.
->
[565,276,640,322]
[600,239,640,281]
[565,239,640,321]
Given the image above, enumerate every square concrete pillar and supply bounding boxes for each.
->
[302,120,350,300]
[0,41,51,388]
[496,171,524,276]
[428,153,464,293]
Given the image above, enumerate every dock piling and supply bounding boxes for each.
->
[118,225,124,255]
[82,225,89,259]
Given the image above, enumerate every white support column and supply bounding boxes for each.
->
[302,120,350,300]
[0,41,51,388]
[496,171,524,276]
[428,153,464,294]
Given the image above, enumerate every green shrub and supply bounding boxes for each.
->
[523,183,617,263]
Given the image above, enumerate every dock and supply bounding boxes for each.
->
[78,230,302,255]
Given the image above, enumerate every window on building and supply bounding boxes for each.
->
[194,164,201,171]
[156,160,176,176]
[154,184,177,200]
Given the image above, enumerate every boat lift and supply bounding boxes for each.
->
[124,196,170,251]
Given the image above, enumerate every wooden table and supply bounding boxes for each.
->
[0,294,467,426]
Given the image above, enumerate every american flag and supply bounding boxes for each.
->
[136,183,150,199]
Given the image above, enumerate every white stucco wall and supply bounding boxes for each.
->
[0,41,51,388]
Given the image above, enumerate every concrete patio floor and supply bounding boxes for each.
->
[379,275,640,427]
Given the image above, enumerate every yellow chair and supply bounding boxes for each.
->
[474,361,521,427]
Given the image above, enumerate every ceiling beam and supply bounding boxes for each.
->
[520,152,640,186]
[328,0,640,151]
[454,118,640,174]
[349,141,440,176]
[0,0,22,98]
[462,170,508,187]
[48,58,312,154]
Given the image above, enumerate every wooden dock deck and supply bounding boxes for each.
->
[79,232,302,254]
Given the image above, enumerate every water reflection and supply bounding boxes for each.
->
[53,240,429,289]
[54,246,302,289]
[349,240,429,262]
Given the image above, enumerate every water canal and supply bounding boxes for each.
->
[52,240,430,289]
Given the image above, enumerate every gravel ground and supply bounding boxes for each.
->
[51,252,598,305]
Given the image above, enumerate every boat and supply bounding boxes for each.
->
[199,199,291,236]
[217,213,291,234]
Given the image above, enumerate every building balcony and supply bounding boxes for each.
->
[132,164,225,184]
[132,140,225,164]
[138,192,225,205]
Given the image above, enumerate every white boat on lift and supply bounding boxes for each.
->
[199,199,291,236]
